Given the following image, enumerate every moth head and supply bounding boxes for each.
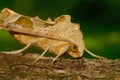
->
[69,44,84,58]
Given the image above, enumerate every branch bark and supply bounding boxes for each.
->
[0,53,120,80]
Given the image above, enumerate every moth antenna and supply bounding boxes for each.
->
[85,48,106,59]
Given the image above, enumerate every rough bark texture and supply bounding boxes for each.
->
[0,53,120,80]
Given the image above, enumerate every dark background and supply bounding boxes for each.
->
[0,0,120,59]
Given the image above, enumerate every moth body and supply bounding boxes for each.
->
[0,8,85,58]
[12,33,82,58]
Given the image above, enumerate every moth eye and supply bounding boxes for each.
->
[71,45,78,52]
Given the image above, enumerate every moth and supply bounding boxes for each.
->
[0,8,104,64]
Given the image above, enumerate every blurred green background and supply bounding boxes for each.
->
[0,0,120,59]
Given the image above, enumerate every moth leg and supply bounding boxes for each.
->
[0,43,31,54]
[32,46,50,64]
[51,53,63,66]
[51,46,69,66]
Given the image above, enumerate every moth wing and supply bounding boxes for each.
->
[55,15,71,23]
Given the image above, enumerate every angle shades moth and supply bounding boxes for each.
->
[0,8,105,64]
